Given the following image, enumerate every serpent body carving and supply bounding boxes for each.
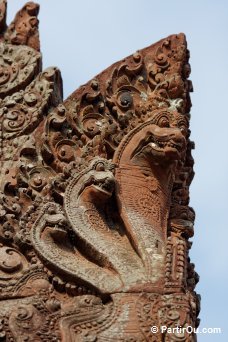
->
[31,109,187,295]
[31,202,122,293]
[113,113,187,287]
[0,5,199,337]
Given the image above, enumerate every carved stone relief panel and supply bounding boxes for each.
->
[0,1,200,341]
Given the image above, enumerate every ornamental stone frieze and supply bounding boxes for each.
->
[0,1,200,341]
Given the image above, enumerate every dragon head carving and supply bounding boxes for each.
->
[114,110,188,172]
[131,124,186,165]
[77,158,116,203]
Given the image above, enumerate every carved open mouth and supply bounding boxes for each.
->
[93,178,115,196]
[149,138,183,153]
[132,132,185,162]
[79,176,115,197]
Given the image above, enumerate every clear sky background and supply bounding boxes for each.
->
[8,1,228,340]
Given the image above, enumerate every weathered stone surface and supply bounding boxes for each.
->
[0,1,200,341]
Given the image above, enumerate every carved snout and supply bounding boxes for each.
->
[151,126,187,157]
[78,170,116,204]
[153,126,186,146]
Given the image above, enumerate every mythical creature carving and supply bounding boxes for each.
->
[0,1,200,341]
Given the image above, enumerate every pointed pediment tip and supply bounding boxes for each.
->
[3,0,40,51]
[23,1,40,15]
[137,33,187,57]
[167,32,187,43]
[177,32,186,37]
[176,33,187,44]
[159,33,186,44]
[179,32,187,39]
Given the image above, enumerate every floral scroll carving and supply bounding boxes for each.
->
[0,1,200,341]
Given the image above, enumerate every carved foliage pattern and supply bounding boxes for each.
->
[0,42,41,99]
[0,2,199,341]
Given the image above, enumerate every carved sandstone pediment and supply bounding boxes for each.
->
[0,1,199,341]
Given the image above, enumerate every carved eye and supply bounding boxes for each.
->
[118,92,133,109]
[95,162,105,171]
[178,121,188,134]
[157,116,170,127]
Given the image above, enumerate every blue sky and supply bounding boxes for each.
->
[8,1,228,340]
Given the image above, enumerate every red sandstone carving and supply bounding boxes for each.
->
[0,1,200,341]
